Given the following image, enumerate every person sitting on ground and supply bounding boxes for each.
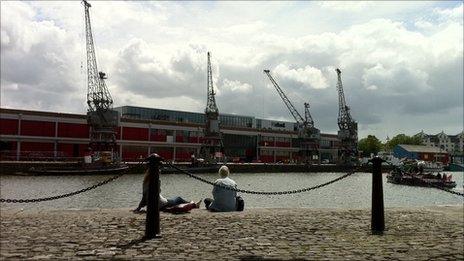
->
[447,174,452,182]
[133,170,200,213]
[418,165,424,175]
[442,173,447,181]
[204,165,242,212]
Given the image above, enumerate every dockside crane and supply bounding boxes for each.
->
[83,0,119,161]
[335,68,358,164]
[263,69,320,163]
[200,52,224,162]
[304,102,314,130]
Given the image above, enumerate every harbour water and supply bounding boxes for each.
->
[1,172,462,210]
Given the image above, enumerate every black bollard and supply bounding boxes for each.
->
[145,153,162,239]
[371,156,385,234]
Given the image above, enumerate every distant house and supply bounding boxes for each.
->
[393,144,449,164]
[414,130,464,154]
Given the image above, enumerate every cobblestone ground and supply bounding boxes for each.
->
[1,206,463,260]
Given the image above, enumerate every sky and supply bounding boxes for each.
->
[1,1,463,141]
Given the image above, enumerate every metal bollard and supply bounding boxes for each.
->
[145,153,162,239]
[371,156,385,234]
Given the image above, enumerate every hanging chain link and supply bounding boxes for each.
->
[0,161,144,204]
[414,177,464,197]
[168,163,361,195]
[3,159,460,203]
[384,160,464,197]
[1,174,122,203]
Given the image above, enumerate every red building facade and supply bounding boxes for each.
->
[0,108,340,163]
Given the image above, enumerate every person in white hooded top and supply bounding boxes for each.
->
[204,165,238,212]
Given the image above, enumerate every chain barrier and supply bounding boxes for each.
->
[416,178,464,197]
[0,161,145,204]
[384,160,464,198]
[167,163,361,195]
[3,159,461,202]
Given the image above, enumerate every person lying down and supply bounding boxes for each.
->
[133,170,201,214]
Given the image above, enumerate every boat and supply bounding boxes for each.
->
[28,162,129,175]
[387,168,456,189]
[447,163,464,172]
[420,161,444,172]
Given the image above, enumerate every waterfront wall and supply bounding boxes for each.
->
[0,161,391,175]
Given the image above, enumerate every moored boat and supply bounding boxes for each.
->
[420,161,445,172]
[387,168,456,189]
[448,163,464,172]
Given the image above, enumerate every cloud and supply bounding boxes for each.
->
[1,1,462,140]
[220,79,253,93]
[434,3,463,22]
[273,64,329,89]
[1,1,83,112]
[318,1,376,12]
[111,39,208,102]
[361,63,430,93]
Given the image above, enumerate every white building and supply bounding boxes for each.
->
[415,131,464,154]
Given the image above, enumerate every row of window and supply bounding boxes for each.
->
[115,106,298,130]
[219,114,253,128]
[260,150,292,157]
[428,143,464,152]
[118,106,254,128]
[260,136,291,143]
[150,129,201,137]
[118,107,205,125]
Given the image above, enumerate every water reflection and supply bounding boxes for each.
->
[1,172,462,210]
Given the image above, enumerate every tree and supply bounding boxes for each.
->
[358,135,383,157]
[384,134,422,151]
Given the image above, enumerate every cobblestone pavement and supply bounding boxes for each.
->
[1,206,463,260]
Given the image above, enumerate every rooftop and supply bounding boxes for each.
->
[398,144,447,153]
